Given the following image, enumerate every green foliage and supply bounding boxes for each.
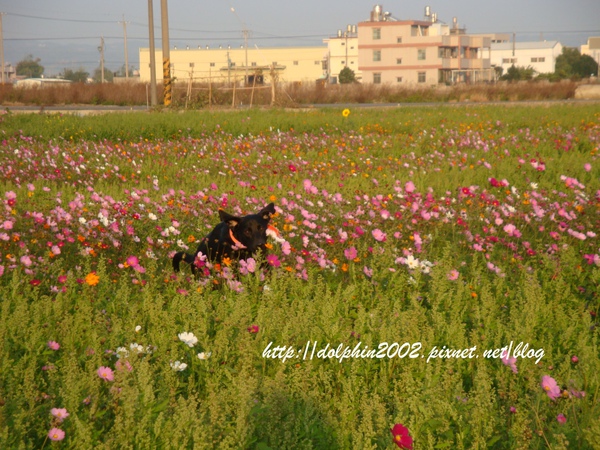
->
[555,47,599,79]
[62,68,90,83]
[338,67,356,84]
[500,65,536,81]
[0,106,599,448]
[16,54,44,78]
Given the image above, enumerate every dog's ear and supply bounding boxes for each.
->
[219,210,240,228]
[259,203,276,220]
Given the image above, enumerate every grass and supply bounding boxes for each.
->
[0,104,599,449]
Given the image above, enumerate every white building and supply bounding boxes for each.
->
[323,27,361,83]
[490,41,563,76]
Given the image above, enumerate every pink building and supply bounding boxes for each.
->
[358,6,493,85]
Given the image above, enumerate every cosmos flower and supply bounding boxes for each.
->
[50,408,69,422]
[390,423,413,450]
[178,332,198,348]
[541,375,561,400]
[97,366,114,382]
[48,428,65,441]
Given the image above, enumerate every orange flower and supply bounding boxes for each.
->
[85,272,100,286]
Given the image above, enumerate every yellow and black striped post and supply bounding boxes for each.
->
[162,57,171,106]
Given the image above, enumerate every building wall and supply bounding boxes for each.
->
[490,42,563,75]
[358,20,492,85]
[139,46,327,84]
[324,36,361,83]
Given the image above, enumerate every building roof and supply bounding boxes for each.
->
[491,41,560,51]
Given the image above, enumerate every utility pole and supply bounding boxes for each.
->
[0,13,6,84]
[147,0,158,105]
[230,7,248,85]
[119,14,130,79]
[98,36,105,83]
[160,0,172,106]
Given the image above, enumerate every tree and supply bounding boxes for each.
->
[63,68,89,83]
[93,67,114,83]
[500,65,535,81]
[555,47,598,79]
[338,66,356,84]
[16,55,44,78]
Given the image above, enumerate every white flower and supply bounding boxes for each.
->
[78,217,87,225]
[135,325,142,333]
[178,332,198,348]
[170,360,187,371]
[148,213,157,221]
[405,254,420,270]
[530,182,538,190]
[197,352,212,360]
[115,346,129,359]
[130,342,144,354]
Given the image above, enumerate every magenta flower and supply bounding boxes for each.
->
[541,375,561,400]
[47,341,60,351]
[248,325,259,334]
[50,408,69,422]
[390,423,413,449]
[97,366,115,382]
[48,428,65,441]
[344,246,358,260]
[266,254,281,267]
[557,414,567,424]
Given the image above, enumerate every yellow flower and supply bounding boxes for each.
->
[342,108,351,118]
[85,272,100,286]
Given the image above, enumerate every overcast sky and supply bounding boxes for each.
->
[2,0,599,76]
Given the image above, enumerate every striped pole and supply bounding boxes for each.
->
[160,0,171,106]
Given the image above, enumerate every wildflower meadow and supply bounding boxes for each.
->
[0,104,599,449]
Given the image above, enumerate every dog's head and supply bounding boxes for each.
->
[219,203,276,252]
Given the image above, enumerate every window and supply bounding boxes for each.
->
[397,37,403,43]
[230,62,236,67]
[396,58,402,65]
[341,61,345,65]
[272,61,277,66]
[417,49,426,60]
[373,73,381,84]
[251,62,257,67]
[373,50,381,62]
[418,72,426,83]
[293,61,299,65]
[531,57,546,63]
[502,58,517,64]
[315,61,320,65]
[373,28,381,40]
[396,77,403,82]
[210,62,215,67]
[189,62,195,68]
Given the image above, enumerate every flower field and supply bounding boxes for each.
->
[0,104,599,449]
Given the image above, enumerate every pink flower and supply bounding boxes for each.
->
[501,355,518,374]
[20,255,33,267]
[584,163,591,172]
[97,366,114,382]
[2,220,12,230]
[50,408,69,422]
[344,246,358,260]
[404,181,415,193]
[47,341,60,351]
[363,266,373,278]
[48,428,65,441]
[447,269,459,281]
[372,229,387,242]
[126,255,139,267]
[541,375,561,400]
[248,325,259,334]
[557,414,567,424]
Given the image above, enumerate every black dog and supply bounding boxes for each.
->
[172,203,276,274]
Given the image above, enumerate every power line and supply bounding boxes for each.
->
[7,12,119,24]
